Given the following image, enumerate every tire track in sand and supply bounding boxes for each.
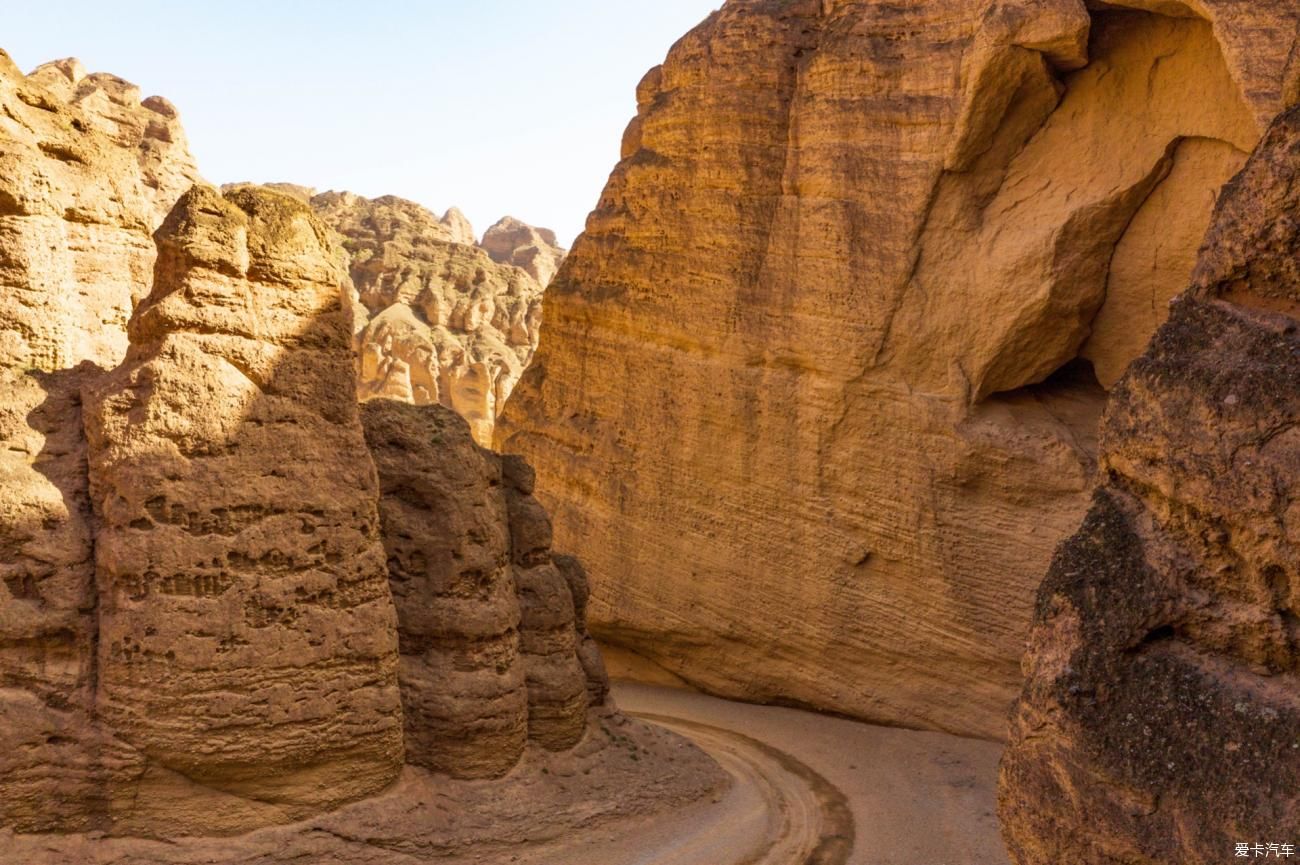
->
[619,711,854,865]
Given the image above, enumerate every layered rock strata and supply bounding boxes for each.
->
[361,399,606,776]
[498,0,1300,737]
[83,185,404,835]
[306,191,562,445]
[0,52,199,833]
[503,453,597,749]
[999,104,1300,865]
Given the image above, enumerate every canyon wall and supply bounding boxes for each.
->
[0,52,200,832]
[497,0,1300,738]
[303,191,562,446]
[999,104,1300,865]
[360,399,608,779]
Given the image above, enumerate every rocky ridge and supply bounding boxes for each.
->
[497,0,1300,738]
[303,189,562,446]
[999,103,1300,865]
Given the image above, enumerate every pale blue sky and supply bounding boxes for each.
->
[4,1,719,246]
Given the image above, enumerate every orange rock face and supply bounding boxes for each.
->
[498,0,1300,737]
[999,105,1300,865]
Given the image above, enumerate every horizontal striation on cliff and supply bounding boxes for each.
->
[498,0,1300,738]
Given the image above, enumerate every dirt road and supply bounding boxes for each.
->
[598,682,1012,865]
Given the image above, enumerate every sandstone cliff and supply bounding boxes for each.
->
[360,399,608,779]
[999,104,1300,865]
[497,0,1300,738]
[304,191,562,446]
[0,51,200,832]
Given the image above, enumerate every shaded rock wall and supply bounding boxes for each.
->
[503,453,595,750]
[0,52,200,833]
[305,191,562,445]
[497,0,1300,737]
[999,104,1300,865]
[361,399,607,777]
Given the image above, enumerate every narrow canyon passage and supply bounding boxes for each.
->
[579,682,1009,865]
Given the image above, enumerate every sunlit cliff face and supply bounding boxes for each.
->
[496,0,1299,740]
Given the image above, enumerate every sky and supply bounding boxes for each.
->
[4,1,720,247]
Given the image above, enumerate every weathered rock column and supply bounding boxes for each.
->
[360,399,530,779]
[503,455,591,750]
[84,185,403,835]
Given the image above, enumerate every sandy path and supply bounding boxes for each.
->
[520,708,851,865]
[612,682,1011,865]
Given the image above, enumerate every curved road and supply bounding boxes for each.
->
[635,712,854,864]
[547,682,1010,865]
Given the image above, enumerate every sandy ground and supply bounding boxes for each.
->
[614,681,1012,865]
[0,711,727,865]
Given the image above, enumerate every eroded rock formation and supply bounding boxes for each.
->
[498,0,1300,738]
[482,216,566,285]
[502,453,597,750]
[304,191,562,445]
[361,400,607,779]
[0,51,200,833]
[0,58,698,844]
[999,104,1300,865]
[82,185,404,835]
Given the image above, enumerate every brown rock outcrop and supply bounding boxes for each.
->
[0,49,721,858]
[0,51,200,374]
[25,58,198,225]
[361,399,606,775]
[482,215,566,285]
[503,454,594,750]
[999,105,1300,865]
[83,185,403,835]
[0,52,199,833]
[498,0,1300,737]
[360,400,528,778]
[557,553,613,708]
[307,191,562,445]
